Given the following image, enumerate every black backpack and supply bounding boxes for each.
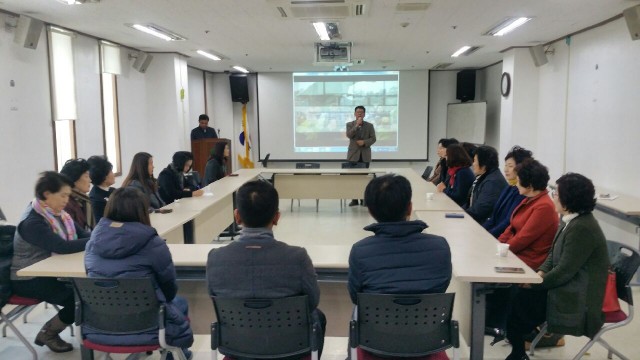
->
[0,225,16,306]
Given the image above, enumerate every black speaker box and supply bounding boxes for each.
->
[456,70,475,102]
[229,75,249,103]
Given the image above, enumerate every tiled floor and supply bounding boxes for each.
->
[3,200,639,359]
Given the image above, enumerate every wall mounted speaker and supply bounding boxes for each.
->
[229,74,250,103]
[529,45,548,67]
[132,52,153,73]
[456,70,475,103]
[14,15,44,50]
[623,5,640,41]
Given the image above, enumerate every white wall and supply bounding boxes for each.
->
[480,63,502,150]
[188,67,205,128]
[0,14,53,222]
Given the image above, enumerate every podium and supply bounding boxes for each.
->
[191,138,232,177]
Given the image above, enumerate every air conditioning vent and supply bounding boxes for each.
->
[395,2,430,12]
[269,0,370,19]
[314,42,352,64]
[432,62,453,70]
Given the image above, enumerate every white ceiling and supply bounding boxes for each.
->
[1,0,639,73]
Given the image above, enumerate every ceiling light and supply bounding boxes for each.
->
[313,22,330,41]
[129,24,186,41]
[197,50,221,61]
[451,46,471,57]
[56,0,100,4]
[485,17,532,36]
[232,66,250,73]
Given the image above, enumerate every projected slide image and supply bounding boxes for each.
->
[293,71,399,153]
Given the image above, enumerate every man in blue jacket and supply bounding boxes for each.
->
[348,174,452,302]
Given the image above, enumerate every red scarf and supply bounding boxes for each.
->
[447,166,462,187]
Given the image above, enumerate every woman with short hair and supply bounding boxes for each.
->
[436,144,475,206]
[10,171,90,353]
[84,187,193,359]
[87,155,116,223]
[505,173,609,360]
[60,158,94,230]
[464,145,508,223]
[158,151,204,204]
[122,152,165,210]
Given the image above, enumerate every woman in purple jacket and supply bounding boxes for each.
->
[84,187,193,359]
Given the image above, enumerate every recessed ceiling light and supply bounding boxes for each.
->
[197,50,221,61]
[128,24,186,41]
[451,46,471,57]
[485,17,532,36]
[232,66,250,73]
[313,22,330,41]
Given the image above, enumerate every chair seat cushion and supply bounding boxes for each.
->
[604,310,627,323]
[357,347,449,360]
[8,295,41,306]
[83,339,160,353]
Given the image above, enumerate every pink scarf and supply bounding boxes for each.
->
[31,198,77,241]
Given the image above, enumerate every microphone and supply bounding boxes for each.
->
[217,128,221,137]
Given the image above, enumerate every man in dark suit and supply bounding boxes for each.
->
[190,114,218,140]
[346,105,376,206]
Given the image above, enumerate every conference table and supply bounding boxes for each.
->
[17,166,541,360]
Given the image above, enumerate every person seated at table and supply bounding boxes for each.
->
[348,174,452,359]
[87,155,116,223]
[504,173,609,360]
[463,145,508,223]
[436,144,475,206]
[483,146,533,238]
[427,138,458,185]
[202,142,230,187]
[10,171,90,353]
[486,160,559,342]
[206,180,326,358]
[84,187,194,359]
[158,151,204,205]
[461,141,478,160]
[122,152,165,210]
[498,159,558,269]
[60,158,94,230]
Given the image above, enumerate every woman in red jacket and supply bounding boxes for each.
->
[498,159,558,270]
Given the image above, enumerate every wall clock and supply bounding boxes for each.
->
[501,72,511,97]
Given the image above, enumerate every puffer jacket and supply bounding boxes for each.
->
[348,220,452,303]
[84,218,193,348]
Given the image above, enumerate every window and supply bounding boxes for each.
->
[48,27,78,169]
[100,41,122,174]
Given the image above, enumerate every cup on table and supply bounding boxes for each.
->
[497,243,509,257]
[426,192,435,201]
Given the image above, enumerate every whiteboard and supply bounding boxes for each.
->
[446,102,487,144]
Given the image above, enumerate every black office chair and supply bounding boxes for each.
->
[211,295,320,360]
[421,165,434,181]
[529,240,640,359]
[349,293,459,360]
[71,277,187,360]
[292,163,321,211]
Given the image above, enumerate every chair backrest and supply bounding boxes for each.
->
[342,162,367,169]
[0,225,16,306]
[72,278,161,334]
[354,293,458,357]
[421,165,434,180]
[296,162,320,169]
[606,240,640,304]
[212,296,314,358]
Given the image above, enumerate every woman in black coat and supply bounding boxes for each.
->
[202,142,229,187]
[158,151,204,204]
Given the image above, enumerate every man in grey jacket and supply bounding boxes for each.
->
[346,105,376,206]
[206,180,326,357]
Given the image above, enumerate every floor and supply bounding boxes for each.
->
[2,200,640,359]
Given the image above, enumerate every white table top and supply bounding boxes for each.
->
[150,210,199,236]
[415,210,541,284]
[594,186,640,216]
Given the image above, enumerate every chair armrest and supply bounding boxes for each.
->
[451,320,460,348]
[309,311,321,351]
[158,304,166,330]
[211,322,219,350]
[349,320,358,348]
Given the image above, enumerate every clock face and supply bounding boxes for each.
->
[501,72,511,97]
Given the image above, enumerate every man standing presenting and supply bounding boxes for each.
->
[190,114,218,140]
[346,105,376,206]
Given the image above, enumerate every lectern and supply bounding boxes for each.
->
[191,138,232,177]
